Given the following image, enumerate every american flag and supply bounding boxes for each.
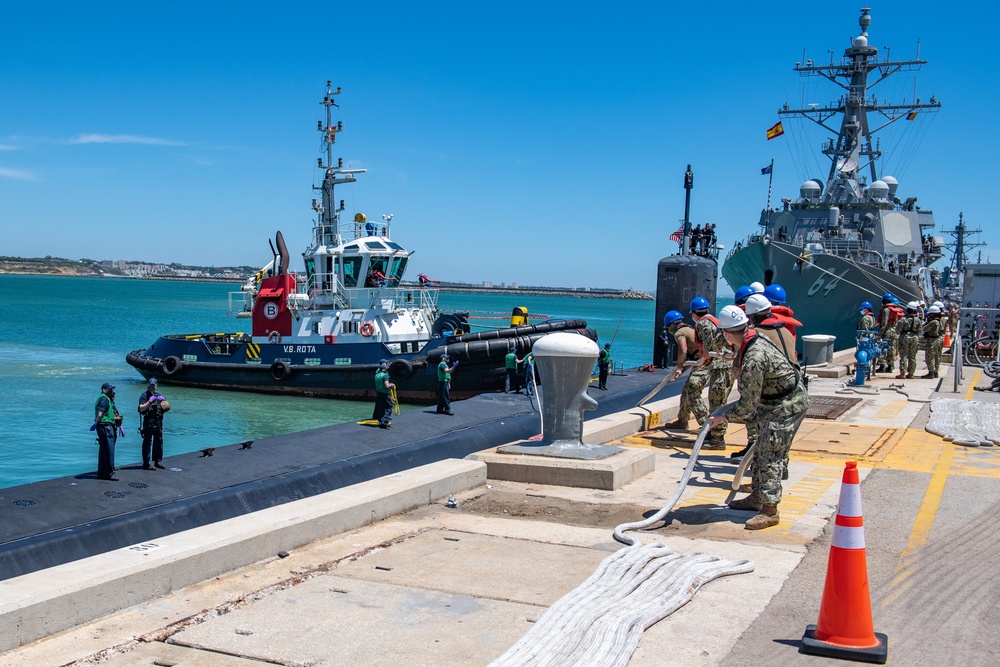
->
[669,226,684,243]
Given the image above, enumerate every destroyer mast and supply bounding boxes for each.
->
[778,8,941,207]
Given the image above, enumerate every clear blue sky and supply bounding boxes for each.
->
[2,1,996,292]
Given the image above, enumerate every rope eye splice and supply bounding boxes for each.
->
[389,385,400,415]
[489,402,756,667]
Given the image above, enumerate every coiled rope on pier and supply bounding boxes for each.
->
[926,398,1000,447]
[489,403,755,667]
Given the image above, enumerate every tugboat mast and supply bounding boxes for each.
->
[313,81,367,248]
[778,8,941,202]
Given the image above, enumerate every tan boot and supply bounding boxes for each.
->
[665,418,689,430]
[702,436,727,450]
[728,491,762,511]
[745,504,779,530]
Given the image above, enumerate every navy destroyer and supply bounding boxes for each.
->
[722,8,943,350]
[127,83,594,400]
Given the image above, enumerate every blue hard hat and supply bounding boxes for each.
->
[689,296,710,312]
[763,284,786,305]
[733,286,754,305]
[663,310,684,327]
[882,292,894,303]
[859,301,873,311]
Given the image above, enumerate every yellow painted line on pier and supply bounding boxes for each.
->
[882,442,956,610]
[878,428,946,474]
[900,443,955,560]
[764,465,843,538]
[873,399,908,420]
[965,370,981,400]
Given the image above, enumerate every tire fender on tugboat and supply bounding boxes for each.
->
[389,359,413,379]
[270,360,291,381]
[162,355,183,376]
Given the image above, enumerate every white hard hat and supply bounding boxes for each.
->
[744,294,772,316]
[749,281,765,294]
[927,305,941,314]
[907,301,920,310]
[932,301,944,309]
[718,304,749,330]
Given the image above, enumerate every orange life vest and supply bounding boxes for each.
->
[769,305,801,342]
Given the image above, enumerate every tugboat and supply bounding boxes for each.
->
[127,83,595,401]
[722,8,944,351]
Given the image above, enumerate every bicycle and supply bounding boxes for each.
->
[963,313,1000,376]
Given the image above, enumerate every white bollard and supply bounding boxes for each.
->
[502,332,623,459]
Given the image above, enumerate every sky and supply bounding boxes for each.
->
[2,1,998,292]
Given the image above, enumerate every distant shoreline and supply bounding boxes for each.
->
[0,270,244,284]
[0,263,652,297]
[414,283,654,300]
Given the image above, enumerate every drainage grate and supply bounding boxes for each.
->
[103,491,126,499]
[12,499,36,507]
[128,482,148,489]
[806,396,862,420]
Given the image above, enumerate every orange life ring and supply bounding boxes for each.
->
[360,322,376,338]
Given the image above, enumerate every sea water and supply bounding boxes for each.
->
[0,275,725,489]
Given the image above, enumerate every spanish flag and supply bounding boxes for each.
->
[766,121,785,140]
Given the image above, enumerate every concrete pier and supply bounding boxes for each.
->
[4,356,1000,666]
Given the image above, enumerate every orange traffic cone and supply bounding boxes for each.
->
[801,461,888,663]
[943,323,951,348]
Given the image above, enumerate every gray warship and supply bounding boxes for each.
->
[722,8,943,351]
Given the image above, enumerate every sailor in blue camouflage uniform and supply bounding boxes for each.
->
[895,301,923,379]
[708,305,810,530]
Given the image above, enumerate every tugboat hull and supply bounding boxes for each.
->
[127,320,596,402]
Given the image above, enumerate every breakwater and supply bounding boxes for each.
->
[410,282,654,300]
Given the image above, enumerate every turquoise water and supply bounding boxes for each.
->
[0,275,679,489]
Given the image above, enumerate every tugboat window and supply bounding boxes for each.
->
[342,257,362,287]
[365,241,386,250]
[385,241,404,251]
[366,258,388,286]
[389,256,408,285]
